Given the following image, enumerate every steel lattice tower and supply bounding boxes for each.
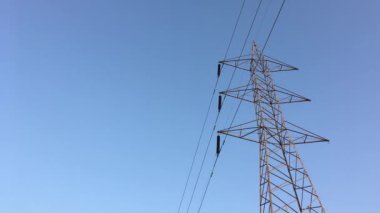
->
[217,43,328,213]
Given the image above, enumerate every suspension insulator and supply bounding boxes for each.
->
[216,135,221,156]
[218,95,222,112]
[217,64,221,78]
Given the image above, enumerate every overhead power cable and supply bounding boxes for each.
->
[185,0,265,212]
[196,1,287,212]
[176,1,247,212]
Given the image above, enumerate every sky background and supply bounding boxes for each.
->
[1,0,379,212]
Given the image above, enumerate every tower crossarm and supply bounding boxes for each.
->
[220,83,311,105]
[218,120,328,146]
[219,54,298,74]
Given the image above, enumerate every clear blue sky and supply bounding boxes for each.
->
[1,0,379,212]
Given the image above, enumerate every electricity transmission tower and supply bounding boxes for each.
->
[217,43,328,213]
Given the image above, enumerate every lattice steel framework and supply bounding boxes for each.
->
[218,43,328,213]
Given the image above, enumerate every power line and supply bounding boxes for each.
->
[224,0,247,60]
[184,0,265,212]
[176,1,247,212]
[196,1,287,212]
